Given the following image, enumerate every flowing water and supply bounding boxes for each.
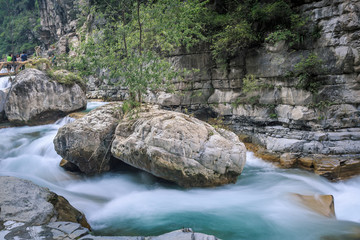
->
[0,76,10,90]
[0,100,360,240]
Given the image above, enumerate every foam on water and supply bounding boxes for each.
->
[0,102,359,239]
[0,76,10,90]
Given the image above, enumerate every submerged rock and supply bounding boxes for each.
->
[59,159,81,172]
[54,103,123,174]
[0,176,88,227]
[111,106,246,187]
[4,68,86,125]
[292,194,335,218]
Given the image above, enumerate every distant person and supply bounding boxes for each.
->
[12,54,16,62]
[16,54,21,62]
[20,52,28,70]
[6,54,12,71]
[21,52,28,61]
[51,54,56,65]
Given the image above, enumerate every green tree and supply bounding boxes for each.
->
[0,0,41,57]
[69,0,206,105]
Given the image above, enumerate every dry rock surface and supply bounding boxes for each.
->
[4,68,86,125]
[111,106,246,187]
[54,102,123,174]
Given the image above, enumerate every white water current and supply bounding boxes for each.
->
[0,101,359,239]
[0,76,10,90]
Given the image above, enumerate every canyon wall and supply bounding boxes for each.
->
[41,0,360,180]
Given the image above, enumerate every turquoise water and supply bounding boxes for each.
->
[0,102,359,240]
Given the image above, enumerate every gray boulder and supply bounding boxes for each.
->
[0,176,89,228]
[4,68,86,125]
[111,106,246,187]
[0,89,8,121]
[54,103,123,174]
[0,222,219,240]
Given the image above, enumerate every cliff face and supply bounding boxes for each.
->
[38,0,80,49]
[41,0,360,180]
[176,0,360,180]
[168,0,360,180]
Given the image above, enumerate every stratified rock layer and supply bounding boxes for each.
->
[111,106,246,187]
[4,68,86,125]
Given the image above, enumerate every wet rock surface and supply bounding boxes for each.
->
[0,176,88,227]
[0,176,220,239]
[292,194,335,218]
[0,222,219,240]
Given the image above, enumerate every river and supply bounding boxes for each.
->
[0,77,360,239]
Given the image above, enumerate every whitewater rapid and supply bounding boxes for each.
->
[0,101,359,240]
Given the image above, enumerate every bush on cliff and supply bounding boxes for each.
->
[293,53,324,93]
[207,0,309,62]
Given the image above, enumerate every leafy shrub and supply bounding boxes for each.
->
[265,29,294,44]
[47,70,86,91]
[25,58,51,71]
[242,74,259,93]
[293,53,324,93]
[208,0,309,61]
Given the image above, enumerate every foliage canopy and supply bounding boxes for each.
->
[67,0,207,103]
[0,0,41,57]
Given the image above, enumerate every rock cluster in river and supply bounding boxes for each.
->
[54,103,247,187]
[1,68,86,125]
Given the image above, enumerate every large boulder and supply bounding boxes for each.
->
[0,176,88,227]
[4,68,86,125]
[111,106,246,187]
[54,103,123,174]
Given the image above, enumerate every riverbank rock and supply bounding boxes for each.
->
[4,68,86,125]
[54,103,123,174]
[0,222,218,240]
[111,106,246,187]
[0,176,88,227]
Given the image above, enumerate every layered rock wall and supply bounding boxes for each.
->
[43,0,360,179]
[87,0,360,180]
